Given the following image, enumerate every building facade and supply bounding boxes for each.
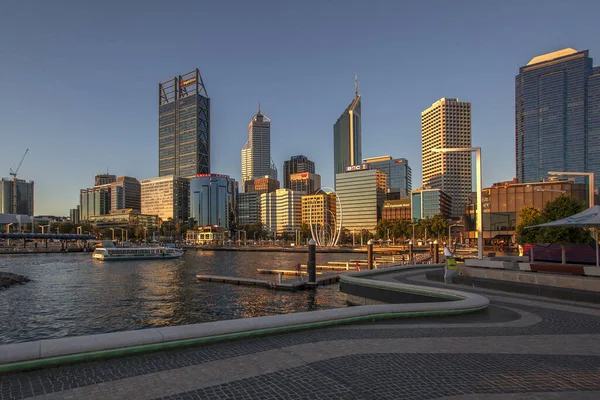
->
[140,175,190,222]
[301,192,336,227]
[260,189,303,236]
[241,105,277,191]
[333,86,362,180]
[159,68,210,178]
[237,192,259,227]
[0,178,34,216]
[244,176,280,195]
[364,156,412,198]
[335,165,386,232]
[189,174,236,230]
[381,198,412,222]
[89,209,159,231]
[110,177,141,212]
[421,98,472,218]
[80,184,111,221]
[289,172,321,195]
[69,207,80,225]
[283,155,315,189]
[94,174,116,186]
[516,48,600,190]
[411,187,452,220]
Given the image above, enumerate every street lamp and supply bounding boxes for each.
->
[6,223,14,233]
[410,223,418,245]
[547,171,595,207]
[432,147,483,259]
[448,223,463,250]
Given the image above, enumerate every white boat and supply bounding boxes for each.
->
[92,246,184,261]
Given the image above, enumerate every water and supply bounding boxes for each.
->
[0,250,358,344]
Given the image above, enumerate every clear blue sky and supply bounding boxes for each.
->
[1,0,598,216]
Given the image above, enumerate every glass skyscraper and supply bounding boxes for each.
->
[283,155,315,189]
[333,85,362,182]
[159,68,210,178]
[516,48,600,190]
[189,174,236,230]
[363,156,412,198]
[241,105,277,191]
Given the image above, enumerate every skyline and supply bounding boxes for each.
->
[1,1,599,215]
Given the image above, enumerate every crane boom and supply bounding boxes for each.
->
[9,149,29,178]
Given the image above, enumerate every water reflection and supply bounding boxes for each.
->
[0,250,357,344]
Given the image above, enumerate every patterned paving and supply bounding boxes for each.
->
[2,269,600,399]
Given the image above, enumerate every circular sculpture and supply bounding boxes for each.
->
[308,187,343,247]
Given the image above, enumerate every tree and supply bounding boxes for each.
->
[299,223,311,244]
[539,194,589,264]
[516,206,542,261]
[376,219,392,240]
[429,214,449,242]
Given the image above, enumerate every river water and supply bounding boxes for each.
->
[0,250,358,344]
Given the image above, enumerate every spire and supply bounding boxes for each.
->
[355,74,359,97]
[258,101,261,114]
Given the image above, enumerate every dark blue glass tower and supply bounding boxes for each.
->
[516,48,599,190]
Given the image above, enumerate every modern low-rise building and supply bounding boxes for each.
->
[301,192,336,227]
[89,209,159,231]
[260,189,303,236]
[381,198,412,222]
[189,174,237,230]
[186,225,228,245]
[141,175,189,222]
[335,164,386,232]
[411,187,452,220]
[0,178,34,216]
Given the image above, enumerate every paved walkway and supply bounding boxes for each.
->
[2,269,600,399]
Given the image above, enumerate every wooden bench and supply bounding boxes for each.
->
[530,263,586,276]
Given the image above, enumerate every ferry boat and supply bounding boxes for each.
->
[92,246,184,261]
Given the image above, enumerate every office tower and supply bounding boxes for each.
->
[70,207,80,224]
[516,48,600,190]
[333,78,362,181]
[237,192,259,226]
[244,176,280,194]
[411,187,452,220]
[110,177,141,212]
[159,68,210,178]
[241,104,277,191]
[94,174,116,186]
[283,155,315,189]
[363,156,412,198]
[189,174,236,229]
[335,164,386,231]
[0,178,34,215]
[289,172,321,195]
[80,184,111,221]
[301,192,336,227]
[260,189,303,236]
[140,175,190,222]
[381,198,412,222]
[421,98,472,218]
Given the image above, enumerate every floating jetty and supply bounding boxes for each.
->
[196,273,340,291]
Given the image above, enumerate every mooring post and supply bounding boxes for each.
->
[308,239,316,284]
[408,240,413,265]
[434,240,439,264]
[367,239,374,270]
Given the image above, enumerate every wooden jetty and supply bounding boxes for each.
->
[196,273,340,291]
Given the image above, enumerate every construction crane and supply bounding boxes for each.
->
[9,149,29,179]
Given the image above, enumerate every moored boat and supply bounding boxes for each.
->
[92,246,184,261]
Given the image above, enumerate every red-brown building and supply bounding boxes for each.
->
[381,198,411,222]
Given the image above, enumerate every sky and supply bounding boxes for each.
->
[1,0,599,216]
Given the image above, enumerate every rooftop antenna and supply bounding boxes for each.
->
[355,74,359,97]
[258,101,261,114]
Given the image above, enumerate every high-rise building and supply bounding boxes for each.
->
[260,189,303,236]
[421,98,472,218]
[289,172,321,195]
[283,155,315,189]
[140,175,190,222]
[244,176,280,195]
[0,178,34,215]
[301,192,336,228]
[94,174,116,186]
[110,177,141,213]
[70,207,80,224]
[241,105,277,191]
[335,164,386,232]
[80,184,111,221]
[516,48,600,190]
[159,68,210,178]
[237,192,259,227]
[363,156,412,198]
[189,174,237,230]
[333,80,362,181]
[411,187,452,220]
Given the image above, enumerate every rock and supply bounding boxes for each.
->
[0,272,30,288]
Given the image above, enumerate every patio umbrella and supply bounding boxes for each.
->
[530,205,600,267]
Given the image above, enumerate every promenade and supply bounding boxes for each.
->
[2,268,600,399]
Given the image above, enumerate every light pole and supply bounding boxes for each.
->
[432,147,483,259]
[547,171,595,207]
[410,223,418,245]
[448,223,463,250]
[109,228,115,241]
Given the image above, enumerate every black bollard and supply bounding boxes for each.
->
[367,239,374,270]
[434,240,439,264]
[408,240,413,265]
[308,239,316,284]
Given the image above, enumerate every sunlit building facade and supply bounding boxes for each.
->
[80,184,111,222]
[381,198,412,222]
[110,176,141,212]
[364,156,412,198]
[289,172,321,195]
[283,155,315,190]
[411,187,452,220]
[1,178,34,216]
[334,87,362,181]
[140,175,189,222]
[241,105,277,191]
[189,174,237,230]
[260,189,303,236]
[301,193,336,227]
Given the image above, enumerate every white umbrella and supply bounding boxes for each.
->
[530,205,600,267]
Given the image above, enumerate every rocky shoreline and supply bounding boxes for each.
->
[0,272,30,288]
